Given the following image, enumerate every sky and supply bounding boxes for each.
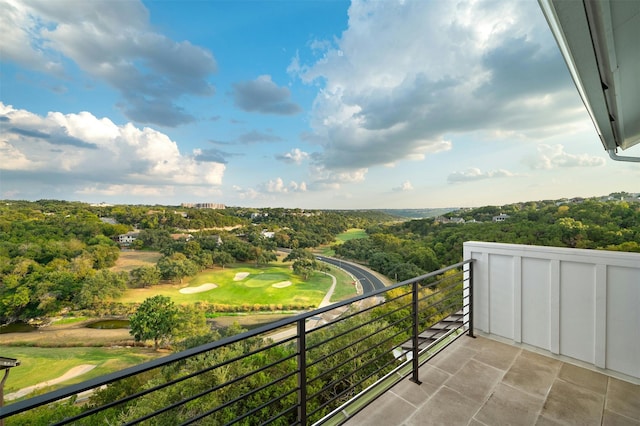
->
[1,0,638,209]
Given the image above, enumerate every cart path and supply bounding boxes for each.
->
[5,364,97,401]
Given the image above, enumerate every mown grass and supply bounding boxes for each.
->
[335,228,368,243]
[119,263,335,307]
[318,228,369,256]
[51,316,88,325]
[0,346,160,394]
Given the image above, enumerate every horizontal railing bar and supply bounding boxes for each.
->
[307,313,412,378]
[307,346,404,419]
[305,290,409,337]
[306,314,409,370]
[306,302,411,353]
[306,296,412,351]
[224,387,299,426]
[57,342,299,425]
[308,322,409,388]
[307,326,408,394]
[123,360,300,426]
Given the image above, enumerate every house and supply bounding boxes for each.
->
[492,213,509,222]
[115,232,139,246]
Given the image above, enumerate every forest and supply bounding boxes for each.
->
[0,200,393,322]
[1,194,639,323]
[335,196,640,282]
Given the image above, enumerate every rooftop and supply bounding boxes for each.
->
[346,335,640,425]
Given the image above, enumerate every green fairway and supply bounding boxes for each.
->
[0,346,159,395]
[335,228,368,242]
[119,263,340,307]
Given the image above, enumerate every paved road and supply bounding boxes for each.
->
[315,255,386,294]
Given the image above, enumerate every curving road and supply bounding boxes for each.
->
[315,255,387,294]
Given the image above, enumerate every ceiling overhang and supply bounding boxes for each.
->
[539,0,640,161]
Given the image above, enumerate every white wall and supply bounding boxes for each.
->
[463,241,640,380]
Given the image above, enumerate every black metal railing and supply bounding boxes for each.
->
[0,260,473,425]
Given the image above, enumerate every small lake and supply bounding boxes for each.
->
[85,320,130,329]
[0,322,37,334]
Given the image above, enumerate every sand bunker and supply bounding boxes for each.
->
[272,281,292,288]
[179,283,218,294]
[233,272,250,281]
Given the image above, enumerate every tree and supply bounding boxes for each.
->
[212,251,235,268]
[157,253,198,283]
[129,266,161,288]
[129,295,178,350]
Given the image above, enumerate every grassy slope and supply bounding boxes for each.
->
[0,346,160,394]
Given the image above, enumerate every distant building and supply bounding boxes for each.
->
[181,203,225,209]
[115,232,139,245]
[100,217,118,225]
[261,230,275,238]
[492,214,510,222]
[450,217,465,224]
[434,216,450,224]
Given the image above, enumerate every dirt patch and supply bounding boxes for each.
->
[5,364,97,400]
[179,283,218,294]
[1,323,134,347]
[272,281,292,288]
[111,251,162,272]
[233,272,250,281]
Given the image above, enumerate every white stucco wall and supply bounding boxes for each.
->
[463,241,640,380]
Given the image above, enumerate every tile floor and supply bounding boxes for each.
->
[344,336,640,425]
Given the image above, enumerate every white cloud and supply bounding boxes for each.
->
[526,144,606,169]
[276,148,310,165]
[393,181,414,192]
[294,0,584,172]
[308,166,368,190]
[0,102,225,198]
[448,168,519,183]
[1,0,216,126]
[262,177,307,193]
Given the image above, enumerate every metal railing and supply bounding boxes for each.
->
[1,260,473,425]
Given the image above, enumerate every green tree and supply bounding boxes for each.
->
[212,251,235,268]
[129,266,161,288]
[129,295,178,350]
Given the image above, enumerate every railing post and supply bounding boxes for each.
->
[410,281,422,385]
[468,261,475,338]
[297,318,307,425]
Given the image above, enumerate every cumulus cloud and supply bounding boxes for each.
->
[1,0,216,126]
[232,75,302,115]
[276,148,310,164]
[262,178,307,193]
[526,144,606,169]
[293,0,583,172]
[447,168,519,183]
[0,102,225,198]
[393,181,414,192]
[308,166,368,190]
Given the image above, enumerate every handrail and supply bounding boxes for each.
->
[1,259,474,425]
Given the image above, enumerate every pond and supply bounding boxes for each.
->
[0,322,38,334]
[85,319,130,329]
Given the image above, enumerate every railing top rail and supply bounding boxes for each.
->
[0,258,473,419]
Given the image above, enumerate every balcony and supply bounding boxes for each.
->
[1,242,639,425]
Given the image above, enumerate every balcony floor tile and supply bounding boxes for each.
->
[344,336,640,426]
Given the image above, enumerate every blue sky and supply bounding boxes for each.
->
[1,0,638,209]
